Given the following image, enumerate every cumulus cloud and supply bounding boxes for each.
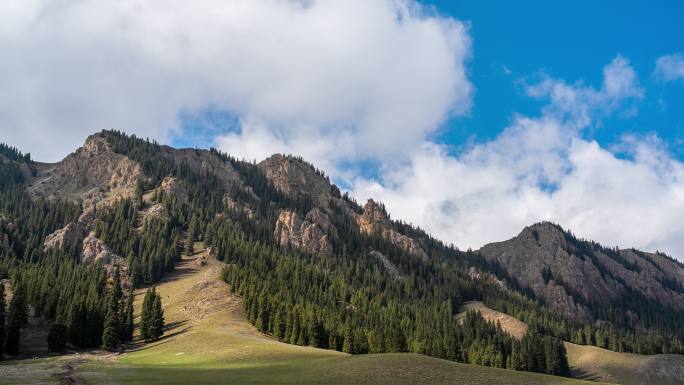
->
[654,53,684,83]
[0,0,472,162]
[2,1,681,258]
[353,57,684,259]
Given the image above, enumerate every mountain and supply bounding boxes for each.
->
[480,222,684,321]
[1,130,683,382]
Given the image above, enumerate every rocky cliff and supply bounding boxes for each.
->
[274,208,334,255]
[27,134,145,207]
[259,155,429,260]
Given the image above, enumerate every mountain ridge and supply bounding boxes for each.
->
[2,129,683,379]
[20,131,684,322]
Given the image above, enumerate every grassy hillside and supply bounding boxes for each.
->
[1,247,607,385]
[566,343,684,385]
[457,301,529,339]
[456,301,684,385]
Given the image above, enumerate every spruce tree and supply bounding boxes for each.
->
[102,289,121,351]
[112,267,123,302]
[342,318,355,354]
[151,293,164,339]
[5,282,28,355]
[121,290,135,342]
[308,313,323,348]
[0,284,5,360]
[140,287,154,340]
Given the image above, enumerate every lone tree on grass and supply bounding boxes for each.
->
[140,287,164,341]
[4,282,28,356]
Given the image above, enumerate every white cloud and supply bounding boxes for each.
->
[353,57,684,259]
[2,2,681,259]
[654,53,684,83]
[524,56,643,128]
[0,0,472,162]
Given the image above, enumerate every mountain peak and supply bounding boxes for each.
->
[259,153,333,204]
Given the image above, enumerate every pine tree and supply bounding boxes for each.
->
[151,293,164,339]
[121,290,135,342]
[102,289,121,351]
[342,318,355,354]
[5,282,28,355]
[308,313,323,348]
[289,311,300,345]
[140,287,154,340]
[112,267,123,302]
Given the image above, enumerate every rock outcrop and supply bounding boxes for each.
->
[43,208,96,251]
[370,250,402,280]
[259,154,333,206]
[81,232,130,290]
[274,208,334,256]
[259,155,429,260]
[81,231,117,264]
[158,176,188,201]
[166,148,242,190]
[27,134,144,207]
[358,200,428,260]
[139,203,168,228]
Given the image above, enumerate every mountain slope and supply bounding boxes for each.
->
[457,301,684,385]
[479,222,684,355]
[1,130,683,381]
[480,222,684,320]
[1,245,606,385]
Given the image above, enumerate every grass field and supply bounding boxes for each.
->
[2,246,608,385]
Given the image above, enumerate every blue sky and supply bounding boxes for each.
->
[425,0,684,158]
[2,0,684,257]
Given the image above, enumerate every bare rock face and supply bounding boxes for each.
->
[140,203,167,228]
[81,232,116,264]
[357,199,391,233]
[224,195,255,219]
[158,176,188,201]
[167,148,242,190]
[370,250,401,280]
[44,222,86,251]
[357,199,428,260]
[43,207,96,251]
[259,154,333,206]
[27,134,144,207]
[274,209,333,256]
[479,222,684,320]
[81,232,131,290]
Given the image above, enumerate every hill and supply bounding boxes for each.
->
[456,301,684,385]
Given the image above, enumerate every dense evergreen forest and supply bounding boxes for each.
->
[0,130,682,375]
